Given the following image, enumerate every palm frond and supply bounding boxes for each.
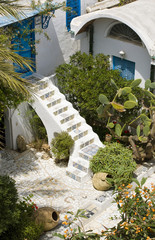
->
[0,0,26,18]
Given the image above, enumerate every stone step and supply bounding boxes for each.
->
[53,105,68,116]
[55,109,78,124]
[72,157,90,173]
[69,125,91,141]
[39,89,55,100]
[31,80,48,92]
[52,100,72,115]
[46,96,62,108]
[75,134,94,149]
[64,119,82,132]
[66,166,88,182]
[79,143,100,160]
[26,73,43,83]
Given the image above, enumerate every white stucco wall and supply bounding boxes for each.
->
[80,18,151,87]
[35,11,80,76]
[35,0,98,76]
[5,103,35,149]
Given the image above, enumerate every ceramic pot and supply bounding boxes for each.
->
[92,172,112,191]
[33,207,60,231]
[105,134,112,143]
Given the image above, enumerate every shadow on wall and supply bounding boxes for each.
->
[36,19,65,76]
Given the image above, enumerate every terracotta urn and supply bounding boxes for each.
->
[92,172,112,191]
[33,207,60,231]
[105,134,112,143]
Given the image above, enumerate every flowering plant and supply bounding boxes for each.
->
[54,209,101,239]
[104,178,155,239]
[18,194,39,217]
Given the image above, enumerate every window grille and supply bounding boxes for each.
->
[109,23,142,45]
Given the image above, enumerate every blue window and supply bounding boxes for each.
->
[66,0,81,31]
[113,56,135,80]
[11,17,35,76]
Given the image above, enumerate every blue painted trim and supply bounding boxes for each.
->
[66,0,81,31]
[21,71,33,78]
[113,56,135,80]
[0,2,60,28]
[12,17,36,76]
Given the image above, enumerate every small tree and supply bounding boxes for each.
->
[56,52,135,140]
[97,79,155,162]
[51,131,74,163]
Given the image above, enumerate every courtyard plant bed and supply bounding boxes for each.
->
[103,178,155,239]
[54,178,155,240]
[90,142,137,189]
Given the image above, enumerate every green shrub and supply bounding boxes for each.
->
[56,51,131,140]
[51,131,74,163]
[0,175,43,240]
[0,175,20,235]
[90,142,136,187]
[26,106,47,141]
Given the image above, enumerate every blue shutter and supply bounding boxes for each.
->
[12,17,35,76]
[66,0,81,31]
[113,56,135,80]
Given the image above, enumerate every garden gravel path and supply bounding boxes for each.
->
[0,148,154,239]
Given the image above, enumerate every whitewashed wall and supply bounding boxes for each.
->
[35,0,98,76]
[80,18,151,87]
[5,103,34,149]
[35,11,80,76]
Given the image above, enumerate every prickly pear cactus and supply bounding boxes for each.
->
[97,79,155,162]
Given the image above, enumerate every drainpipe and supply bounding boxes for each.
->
[89,24,94,55]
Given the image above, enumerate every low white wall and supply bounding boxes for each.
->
[81,0,98,14]
[5,103,35,149]
[80,18,151,87]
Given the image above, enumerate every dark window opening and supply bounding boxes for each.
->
[109,23,142,45]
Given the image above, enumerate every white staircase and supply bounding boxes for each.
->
[27,73,103,182]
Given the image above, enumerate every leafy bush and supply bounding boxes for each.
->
[104,178,155,239]
[0,175,43,240]
[90,142,136,187]
[51,131,74,163]
[26,106,47,141]
[0,175,20,235]
[56,51,131,140]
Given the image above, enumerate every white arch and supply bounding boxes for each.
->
[71,0,155,56]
